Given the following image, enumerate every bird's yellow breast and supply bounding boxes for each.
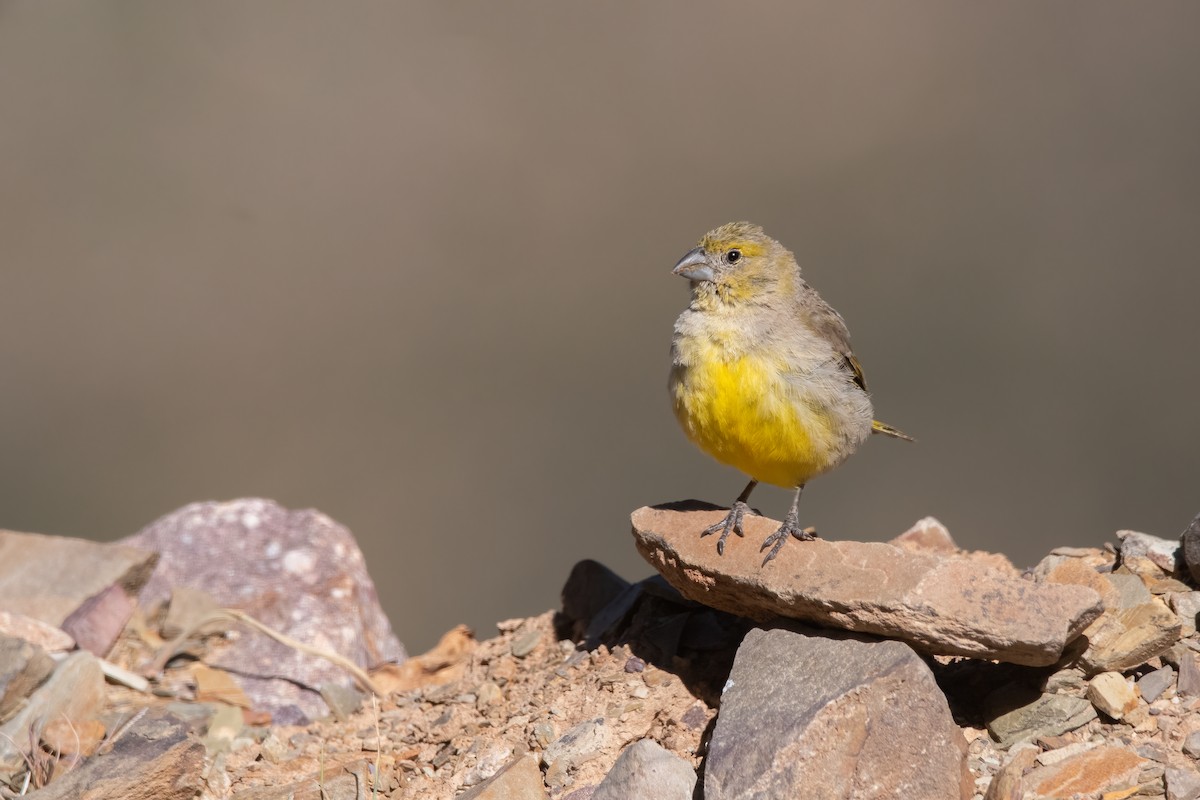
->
[670,347,835,488]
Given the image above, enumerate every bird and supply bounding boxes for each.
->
[668,221,911,564]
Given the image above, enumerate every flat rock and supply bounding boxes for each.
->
[460,754,548,800]
[632,504,1102,666]
[1181,514,1200,584]
[1167,766,1200,800]
[1138,665,1175,703]
[0,634,54,721]
[1076,601,1181,674]
[0,651,106,770]
[0,529,157,627]
[122,498,406,722]
[0,611,74,654]
[542,717,611,791]
[26,709,206,800]
[705,626,970,800]
[985,686,1097,748]
[1118,530,1182,573]
[1022,745,1144,799]
[592,739,696,800]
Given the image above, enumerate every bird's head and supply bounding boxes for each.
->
[672,222,794,304]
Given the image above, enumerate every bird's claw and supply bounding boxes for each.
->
[760,515,818,565]
[701,501,754,555]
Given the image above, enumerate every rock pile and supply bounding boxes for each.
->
[1,501,1199,799]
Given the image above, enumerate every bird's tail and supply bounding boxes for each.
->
[871,420,914,441]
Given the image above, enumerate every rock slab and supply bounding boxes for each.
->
[25,709,205,800]
[632,504,1103,666]
[459,754,548,800]
[705,626,970,800]
[0,529,157,627]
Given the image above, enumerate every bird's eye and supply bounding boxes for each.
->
[726,249,741,264]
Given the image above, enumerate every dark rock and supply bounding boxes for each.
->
[592,739,696,800]
[1181,513,1200,584]
[121,498,405,720]
[705,626,970,800]
[1138,665,1176,703]
[24,709,205,800]
[60,583,136,657]
[633,504,1103,666]
[1178,652,1200,697]
[560,560,631,626]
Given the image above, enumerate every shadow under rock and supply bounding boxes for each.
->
[555,559,752,709]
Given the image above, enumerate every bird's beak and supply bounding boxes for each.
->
[672,247,715,282]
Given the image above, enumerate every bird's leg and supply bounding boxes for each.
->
[760,484,818,564]
[701,479,759,555]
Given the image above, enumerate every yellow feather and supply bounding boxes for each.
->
[671,347,837,488]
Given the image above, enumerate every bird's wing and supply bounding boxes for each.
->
[797,282,867,391]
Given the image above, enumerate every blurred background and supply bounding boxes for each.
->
[2,3,1198,653]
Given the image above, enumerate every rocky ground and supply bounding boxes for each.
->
[2,498,1200,799]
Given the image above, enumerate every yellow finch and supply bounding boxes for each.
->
[669,222,911,564]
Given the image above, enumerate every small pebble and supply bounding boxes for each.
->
[624,656,646,673]
[511,629,542,658]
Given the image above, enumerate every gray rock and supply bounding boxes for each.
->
[0,529,157,627]
[319,682,365,722]
[542,718,610,791]
[122,499,405,721]
[0,635,54,722]
[1181,514,1200,585]
[592,739,696,800]
[460,754,548,800]
[705,626,969,800]
[1118,530,1182,573]
[1107,572,1154,609]
[1179,653,1200,697]
[0,651,106,770]
[1183,731,1200,759]
[1171,592,1200,636]
[986,686,1097,748]
[1167,766,1200,800]
[1138,665,1176,703]
[632,505,1102,666]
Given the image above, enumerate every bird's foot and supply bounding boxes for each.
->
[759,509,818,565]
[700,501,756,555]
